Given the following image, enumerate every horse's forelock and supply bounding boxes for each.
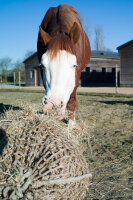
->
[48,34,75,59]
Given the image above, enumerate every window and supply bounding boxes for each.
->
[112,68,116,75]
[86,67,90,73]
[102,68,106,74]
[30,70,34,79]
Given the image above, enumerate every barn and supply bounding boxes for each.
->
[117,40,133,86]
[81,50,120,86]
[23,51,120,87]
[23,53,41,86]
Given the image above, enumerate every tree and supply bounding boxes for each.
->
[80,14,92,46]
[94,25,104,51]
[84,18,92,39]
[0,57,12,82]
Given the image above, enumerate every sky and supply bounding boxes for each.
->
[0,0,133,62]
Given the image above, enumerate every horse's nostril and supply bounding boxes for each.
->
[44,97,48,104]
[61,101,63,107]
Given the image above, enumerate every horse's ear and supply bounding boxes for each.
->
[39,26,51,45]
[69,22,80,44]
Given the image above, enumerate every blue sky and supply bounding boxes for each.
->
[0,0,133,62]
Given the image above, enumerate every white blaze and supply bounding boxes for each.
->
[41,50,76,109]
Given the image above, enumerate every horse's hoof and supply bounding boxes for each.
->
[68,119,81,131]
[68,119,76,130]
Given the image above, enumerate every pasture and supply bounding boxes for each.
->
[0,89,133,200]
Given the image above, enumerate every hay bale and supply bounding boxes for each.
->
[0,108,91,200]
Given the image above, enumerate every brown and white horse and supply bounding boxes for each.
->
[37,4,91,126]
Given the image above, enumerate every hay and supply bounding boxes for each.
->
[0,107,91,200]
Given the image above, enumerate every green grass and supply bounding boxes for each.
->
[0,88,44,93]
[1,81,25,84]
[0,90,133,199]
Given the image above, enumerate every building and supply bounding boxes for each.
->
[81,50,120,86]
[117,40,133,86]
[23,53,41,86]
[23,51,120,87]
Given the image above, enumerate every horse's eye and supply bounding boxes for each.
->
[39,64,46,69]
[73,65,78,68]
[39,64,43,68]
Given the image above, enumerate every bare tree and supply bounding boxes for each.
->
[80,14,91,37]
[80,14,92,47]
[84,17,92,39]
[94,25,104,51]
[0,57,12,82]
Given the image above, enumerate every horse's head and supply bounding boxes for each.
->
[39,23,80,117]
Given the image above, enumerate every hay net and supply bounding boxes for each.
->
[0,108,91,200]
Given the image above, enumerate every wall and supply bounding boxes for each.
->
[120,44,133,86]
[25,55,43,86]
[81,58,120,86]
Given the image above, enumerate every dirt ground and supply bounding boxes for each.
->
[77,87,133,95]
[1,84,133,95]
[21,86,133,95]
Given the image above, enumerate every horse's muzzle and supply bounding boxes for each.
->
[42,96,64,115]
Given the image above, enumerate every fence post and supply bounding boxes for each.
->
[115,64,118,93]
[14,72,15,86]
[19,72,21,88]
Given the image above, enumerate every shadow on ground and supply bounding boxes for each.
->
[0,103,22,114]
[0,128,8,155]
[97,100,133,106]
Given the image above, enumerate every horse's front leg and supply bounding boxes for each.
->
[67,91,77,129]
[67,68,81,129]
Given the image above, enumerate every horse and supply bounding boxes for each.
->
[37,4,91,127]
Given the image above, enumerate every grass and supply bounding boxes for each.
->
[0,90,133,199]
[1,81,26,84]
[0,88,44,93]
[78,95,133,200]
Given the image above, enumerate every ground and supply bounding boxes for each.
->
[1,84,133,94]
[0,89,133,200]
